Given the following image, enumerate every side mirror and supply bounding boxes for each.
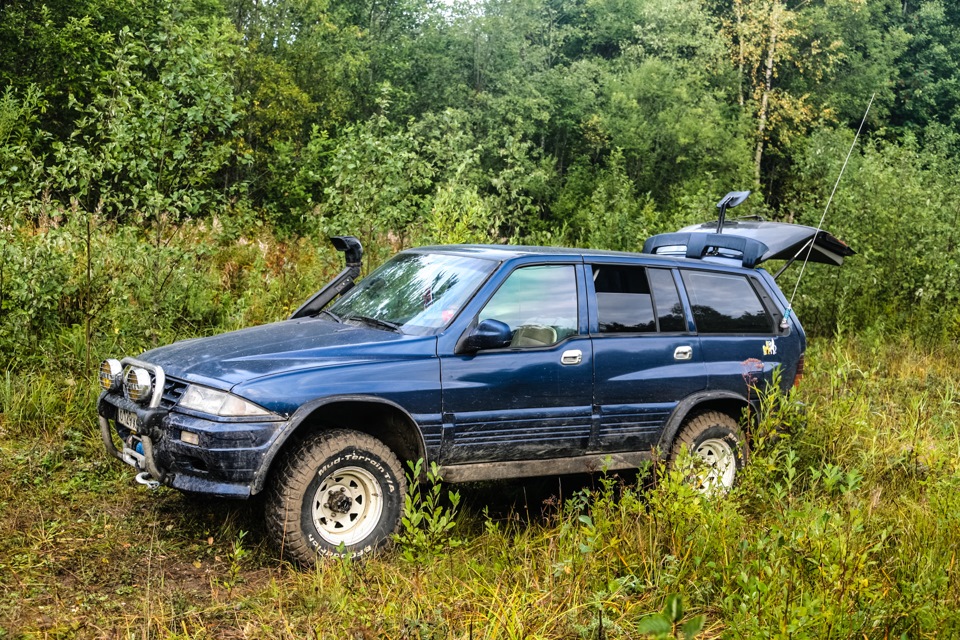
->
[461,319,512,353]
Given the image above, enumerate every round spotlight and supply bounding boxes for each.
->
[123,367,153,403]
[98,359,123,392]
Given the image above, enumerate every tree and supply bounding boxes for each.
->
[47,13,242,220]
[722,0,853,190]
[889,0,960,153]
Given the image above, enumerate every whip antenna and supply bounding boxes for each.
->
[781,92,875,328]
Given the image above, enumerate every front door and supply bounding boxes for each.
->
[440,264,594,463]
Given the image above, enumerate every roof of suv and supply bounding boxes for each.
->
[409,219,854,271]
[407,242,772,274]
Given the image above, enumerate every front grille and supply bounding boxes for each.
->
[160,378,188,409]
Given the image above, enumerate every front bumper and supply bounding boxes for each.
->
[98,360,286,498]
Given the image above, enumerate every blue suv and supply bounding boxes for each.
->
[97,197,852,565]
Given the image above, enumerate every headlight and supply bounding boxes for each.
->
[178,384,273,417]
[99,359,123,391]
[123,367,153,403]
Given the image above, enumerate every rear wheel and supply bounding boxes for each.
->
[265,429,405,566]
[669,411,744,494]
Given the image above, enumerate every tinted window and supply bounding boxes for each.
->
[593,266,656,333]
[479,265,578,346]
[592,266,686,333]
[648,268,686,332]
[681,270,773,334]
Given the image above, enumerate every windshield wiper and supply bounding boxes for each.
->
[344,314,403,333]
[319,309,342,323]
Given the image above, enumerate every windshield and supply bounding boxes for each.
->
[328,252,496,335]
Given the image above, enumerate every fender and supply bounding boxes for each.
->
[656,390,752,455]
[251,394,427,494]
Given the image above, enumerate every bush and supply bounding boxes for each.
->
[785,130,960,340]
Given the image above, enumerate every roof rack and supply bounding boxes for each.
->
[642,232,769,269]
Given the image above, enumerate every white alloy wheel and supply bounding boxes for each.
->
[311,466,384,546]
[694,437,737,492]
[670,411,745,494]
[266,429,405,566]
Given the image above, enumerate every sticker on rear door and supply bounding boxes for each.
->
[763,339,777,356]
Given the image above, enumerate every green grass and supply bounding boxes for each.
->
[1,335,959,638]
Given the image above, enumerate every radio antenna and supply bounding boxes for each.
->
[781,92,875,329]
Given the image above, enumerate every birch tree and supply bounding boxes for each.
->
[725,0,849,187]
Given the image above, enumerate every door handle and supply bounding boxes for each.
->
[674,346,693,361]
[561,349,582,365]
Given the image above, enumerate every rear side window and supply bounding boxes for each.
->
[681,270,773,334]
[648,268,685,332]
[592,266,685,333]
[594,266,655,333]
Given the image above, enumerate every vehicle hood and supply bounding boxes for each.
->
[139,318,433,389]
[677,220,855,266]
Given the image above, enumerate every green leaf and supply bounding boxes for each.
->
[681,615,705,639]
[664,593,684,623]
[636,614,671,636]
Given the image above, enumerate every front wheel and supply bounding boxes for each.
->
[669,411,744,494]
[265,429,405,566]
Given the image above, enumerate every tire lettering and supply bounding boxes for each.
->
[307,532,373,559]
[315,451,396,494]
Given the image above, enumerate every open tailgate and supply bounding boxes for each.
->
[675,220,854,266]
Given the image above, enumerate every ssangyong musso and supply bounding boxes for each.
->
[97,192,853,565]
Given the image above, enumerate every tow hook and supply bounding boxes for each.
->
[135,472,160,490]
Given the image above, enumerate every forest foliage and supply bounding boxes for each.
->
[2,0,960,366]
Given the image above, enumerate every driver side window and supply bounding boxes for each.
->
[478,265,578,347]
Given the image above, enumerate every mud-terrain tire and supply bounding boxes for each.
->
[669,411,744,494]
[265,429,405,566]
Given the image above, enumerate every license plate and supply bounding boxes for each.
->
[117,408,140,433]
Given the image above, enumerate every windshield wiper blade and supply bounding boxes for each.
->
[345,314,403,333]
[319,309,342,323]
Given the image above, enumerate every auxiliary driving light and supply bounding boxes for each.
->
[98,359,123,391]
[123,367,153,403]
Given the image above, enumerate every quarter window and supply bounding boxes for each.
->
[648,268,686,332]
[681,270,773,334]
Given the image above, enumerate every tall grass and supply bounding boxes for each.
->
[1,332,959,638]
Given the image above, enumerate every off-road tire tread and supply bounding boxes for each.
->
[669,410,742,464]
[264,429,405,566]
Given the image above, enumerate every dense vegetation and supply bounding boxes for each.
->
[2,0,960,637]
[2,0,960,362]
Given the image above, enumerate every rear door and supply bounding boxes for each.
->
[588,261,707,452]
